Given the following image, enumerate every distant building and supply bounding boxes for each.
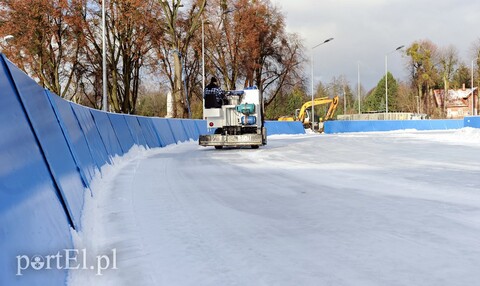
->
[337,112,428,121]
[433,85,478,119]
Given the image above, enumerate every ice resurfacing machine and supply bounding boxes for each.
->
[199,87,267,149]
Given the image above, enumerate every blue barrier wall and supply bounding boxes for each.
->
[324,119,464,134]
[195,120,207,136]
[0,55,210,285]
[0,55,73,285]
[124,115,148,147]
[70,103,111,174]
[167,118,189,143]
[181,119,201,140]
[151,118,176,146]
[265,121,305,135]
[6,58,86,230]
[137,116,162,148]
[464,116,480,128]
[90,109,124,157]
[108,113,136,153]
[47,91,97,185]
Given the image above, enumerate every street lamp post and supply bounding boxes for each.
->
[311,37,334,130]
[385,45,404,114]
[357,61,361,114]
[102,0,107,112]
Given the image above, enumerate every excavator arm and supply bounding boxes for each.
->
[297,96,339,123]
[297,97,330,122]
[324,96,339,121]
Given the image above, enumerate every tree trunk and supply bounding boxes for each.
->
[111,68,120,112]
[173,51,185,118]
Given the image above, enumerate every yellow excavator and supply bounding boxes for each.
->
[278,96,339,131]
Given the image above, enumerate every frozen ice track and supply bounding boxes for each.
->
[70,131,480,286]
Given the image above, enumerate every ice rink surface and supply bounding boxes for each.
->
[70,129,480,286]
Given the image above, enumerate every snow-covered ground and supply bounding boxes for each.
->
[70,129,480,286]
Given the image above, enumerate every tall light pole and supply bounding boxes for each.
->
[385,45,404,113]
[102,0,107,112]
[311,37,334,130]
[357,61,361,114]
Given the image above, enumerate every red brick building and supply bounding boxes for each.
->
[433,86,478,118]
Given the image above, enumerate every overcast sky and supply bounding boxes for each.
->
[273,0,480,91]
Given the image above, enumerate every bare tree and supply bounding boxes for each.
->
[155,0,206,118]
[80,0,159,113]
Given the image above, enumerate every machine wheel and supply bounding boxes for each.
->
[214,129,223,149]
[251,145,259,149]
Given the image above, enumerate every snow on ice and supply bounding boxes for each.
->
[69,129,480,286]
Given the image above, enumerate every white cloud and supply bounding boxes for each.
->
[274,0,480,90]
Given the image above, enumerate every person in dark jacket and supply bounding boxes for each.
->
[204,77,225,108]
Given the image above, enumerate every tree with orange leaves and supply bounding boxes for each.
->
[0,0,86,100]
[201,0,304,107]
[0,0,304,117]
[1,0,161,114]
